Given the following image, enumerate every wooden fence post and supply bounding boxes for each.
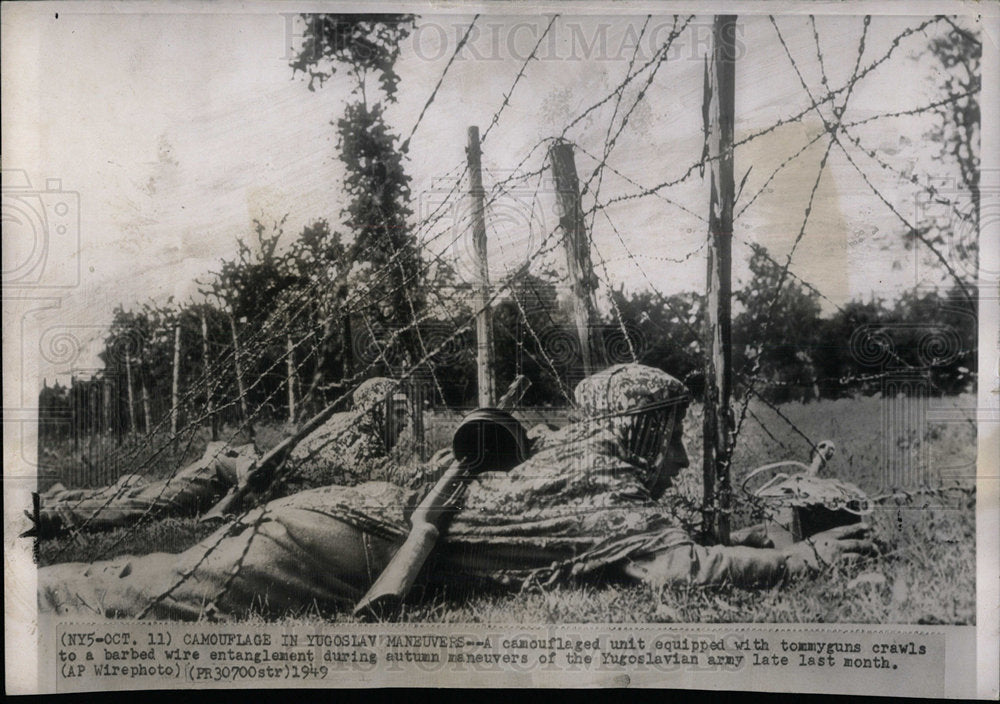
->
[139,359,152,435]
[467,125,497,408]
[702,15,737,545]
[230,312,253,439]
[170,320,181,436]
[549,141,603,377]
[200,309,219,440]
[125,352,137,435]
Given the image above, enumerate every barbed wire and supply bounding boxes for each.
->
[591,192,707,346]
[49,275,330,521]
[593,17,946,214]
[577,16,664,368]
[134,195,576,615]
[400,14,480,153]
[40,15,981,618]
[838,126,972,226]
[809,15,831,93]
[735,130,827,218]
[481,14,559,144]
[86,336,326,561]
[840,89,979,130]
[730,15,871,457]
[575,143,707,224]
[556,15,693,142]
[746,406,794,454]
[580,16,691,203]
[834,138,975,305]
[54,325,324,556]
[583,14,652,238]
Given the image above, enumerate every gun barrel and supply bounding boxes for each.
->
[353,522,441,620]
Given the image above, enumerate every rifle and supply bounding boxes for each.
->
[200,397,350,522]
[353,375,530,620]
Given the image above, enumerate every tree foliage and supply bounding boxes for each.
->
[734,249,823,402]
[290,14,415,99]
[908,20,980,290]
[291,14,424,367]
[337,101,422,327]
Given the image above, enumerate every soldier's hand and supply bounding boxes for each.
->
[783,523,875,576]
[730,523,775,549]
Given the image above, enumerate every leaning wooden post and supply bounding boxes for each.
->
[467,125,496,407]
[702,15,736,545]
[549,141,602,377]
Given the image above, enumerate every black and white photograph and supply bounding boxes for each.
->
[3,0,997,695]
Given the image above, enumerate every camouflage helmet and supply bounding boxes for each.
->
[353,377,399,414]
[574,364,690,473]
[574,363,689,418]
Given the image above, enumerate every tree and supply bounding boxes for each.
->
[286,219,353,413]
[337,101,422,329]
[909,20,980,296]
[291,14,424,371]
[290,14,414,100]
[200,218,302,426]
[734,249,822,403]
[890,286,976,395]
[609,287,705,398]
[814,297,891,398]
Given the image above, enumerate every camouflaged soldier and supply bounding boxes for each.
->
[35,377,409,537]
[38,364,873,619]
[36,441,258,537]
[276,377,414,495]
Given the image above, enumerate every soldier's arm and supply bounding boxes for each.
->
[622,523,873,588]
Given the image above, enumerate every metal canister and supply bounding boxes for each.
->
[452,408,529,473]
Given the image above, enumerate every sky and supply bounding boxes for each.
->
[1,5,979,386]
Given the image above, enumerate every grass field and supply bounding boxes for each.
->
[37,393,977,625]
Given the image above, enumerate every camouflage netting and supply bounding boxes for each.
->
[440,364,698,586]
[755,474,870,512]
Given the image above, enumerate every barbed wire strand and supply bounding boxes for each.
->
[480,15,559,144]
[400,15,480,153]
[730,16,871,455]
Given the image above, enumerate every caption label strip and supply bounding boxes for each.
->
[47,623,945,693]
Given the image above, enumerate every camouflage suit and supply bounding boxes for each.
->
[36,378,407,536]
[38,364,871,619]
[277,377,412,494]
[36,442,257,537]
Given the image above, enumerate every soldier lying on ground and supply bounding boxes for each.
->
[35,442,257,538]
[277,377,413,495]
[38,364,874,620]
[35,378,408,537]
